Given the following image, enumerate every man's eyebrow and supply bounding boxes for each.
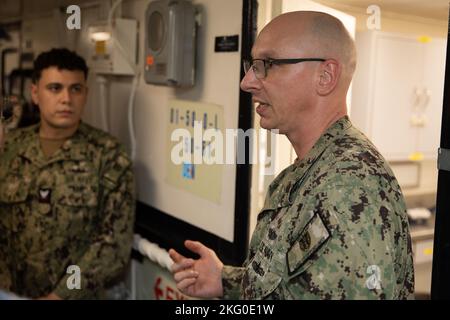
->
[44,82,84,87]
[251,49,277,59]
[45,82,62,87]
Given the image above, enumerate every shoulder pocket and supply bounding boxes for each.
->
[102,154,130,190]
[286,213,331,277]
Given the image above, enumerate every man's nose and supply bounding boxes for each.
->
[60,88,71,104]
[240,68,261,93]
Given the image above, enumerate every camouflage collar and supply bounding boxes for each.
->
[16,124,46,167]
[260,116,352,212]
[291,116,352,176]
[19,122,90,167]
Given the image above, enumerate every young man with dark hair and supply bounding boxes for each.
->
[0,48,135,299]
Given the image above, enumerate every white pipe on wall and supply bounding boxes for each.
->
[96,75,109,132]
[133,234,174,272]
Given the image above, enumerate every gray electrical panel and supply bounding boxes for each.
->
[144,0,196,87]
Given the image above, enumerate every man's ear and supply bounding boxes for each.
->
[316,59,341,96]
[31,83,39,105]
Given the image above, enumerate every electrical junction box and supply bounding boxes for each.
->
[144,0,196,87]
[88,19,137,76]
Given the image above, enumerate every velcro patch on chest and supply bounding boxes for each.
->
[287,213,331,275]
[38,188,52,203]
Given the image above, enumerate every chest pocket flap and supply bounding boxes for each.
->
[58,170,99,208]
[287,213,331,277]
[0,175,30,204]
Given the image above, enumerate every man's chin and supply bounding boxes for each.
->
[260,120,276,131]
[48,120,80,130]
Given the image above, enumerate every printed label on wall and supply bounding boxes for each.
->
[166,99,224,203]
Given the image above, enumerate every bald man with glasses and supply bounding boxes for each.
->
[169,11,414,300]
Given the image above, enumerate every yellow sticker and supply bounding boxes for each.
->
[418,36,432,43]
[95,40,106,55]
[408,152,424,161]
[423,248,433,256]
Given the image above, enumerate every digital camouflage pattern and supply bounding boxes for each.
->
[222,116,414,300]
[0,122,135,299]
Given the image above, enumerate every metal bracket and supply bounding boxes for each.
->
[438,148,450,172]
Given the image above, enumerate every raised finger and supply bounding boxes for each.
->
[174,268,199,282]
[169,248,186,263]
[171,258,195,273]
[177,277,197,292]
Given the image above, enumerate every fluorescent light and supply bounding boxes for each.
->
[91,31,111,41]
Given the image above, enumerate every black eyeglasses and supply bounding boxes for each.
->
[243,58,326,79]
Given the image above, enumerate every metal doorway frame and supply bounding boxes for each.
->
[431,5,450,300]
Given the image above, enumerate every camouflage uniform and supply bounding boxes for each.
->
[222,116,414,299]
[0,122,135,299]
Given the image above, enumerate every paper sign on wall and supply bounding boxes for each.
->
[166,99,224,203]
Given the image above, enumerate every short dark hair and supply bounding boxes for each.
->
[32,48,89,83]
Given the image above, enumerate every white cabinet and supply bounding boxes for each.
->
[351,31,446,161]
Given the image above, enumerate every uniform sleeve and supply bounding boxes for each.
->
[222,265,245,299]
[0,234,12,292]
[0,123,4,153]
[285,177,414,300]
[53,148,135,299]
[0,133,13,292]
